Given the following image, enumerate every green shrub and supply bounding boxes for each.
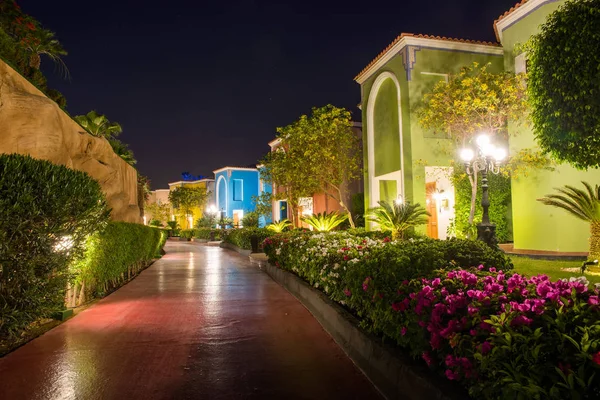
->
[224,228,271,250]
[0,154,109,337]
[72,222,166,303]
[193,228,222,240]
[166,220,180,237]
[241,211,260,228]
[149,219,162,227]
[452,167,511,242]
[180,229,194,240]
[263,232,512,289]
[194,215,216,228]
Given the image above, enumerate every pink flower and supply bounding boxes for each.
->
[383,237,391,243]
[401,326,407,336]
[391,302,406,312]
[593,352,600,366]
[480,341,492,355]
[445,369,459,380]
[422,352,433,366]
[362,277,371,292]
[431,277,441,288]
[343,288,352,297]
[589,295,599,306]
[477,264,484,270]
[469,329,477,336]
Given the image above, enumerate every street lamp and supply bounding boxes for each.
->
[460,134,507,247]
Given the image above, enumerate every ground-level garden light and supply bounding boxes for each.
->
[460,134,507,247]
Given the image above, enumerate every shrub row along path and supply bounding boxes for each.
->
[0,240,380,399]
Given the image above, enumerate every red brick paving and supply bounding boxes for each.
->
[0,242,381,400]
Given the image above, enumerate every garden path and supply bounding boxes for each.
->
[0,241,380,399]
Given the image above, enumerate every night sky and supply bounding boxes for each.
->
[21,0,518,189]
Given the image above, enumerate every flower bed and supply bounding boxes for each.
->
[263,232,600,399]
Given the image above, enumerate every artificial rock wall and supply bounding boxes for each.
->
[0,60,141,223]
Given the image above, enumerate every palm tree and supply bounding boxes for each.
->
[21,28,67,72]
[538,182,600,260]
[301,212,348,232]
[74,111,122,139]
[367,200,430,240]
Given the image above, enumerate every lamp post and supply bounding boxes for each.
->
[460,134,507,248]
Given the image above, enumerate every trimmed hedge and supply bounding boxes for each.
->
[193,228,223,240]
[223,228,271,250]
[71,222,167,304]
[0,154,109,337]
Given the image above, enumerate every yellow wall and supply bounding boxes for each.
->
[168,181,210,229]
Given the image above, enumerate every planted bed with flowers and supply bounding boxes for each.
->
[263,231,600,399]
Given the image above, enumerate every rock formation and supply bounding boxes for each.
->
[0,60,141,223]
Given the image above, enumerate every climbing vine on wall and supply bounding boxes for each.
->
[451,166,512,243]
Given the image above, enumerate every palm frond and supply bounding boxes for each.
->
[538,181,600,222]
[301,212,348,232]
[367,200,430,238]
[267,219,292,233]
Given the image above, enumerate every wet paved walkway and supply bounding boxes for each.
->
[0,241,380,400]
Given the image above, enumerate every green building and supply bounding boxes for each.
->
[494,0,600,254]
[357,0,600,254]
[355,33,503,239]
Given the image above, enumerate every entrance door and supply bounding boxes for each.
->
[233,210,243,228]
[279,201,288,221]
[426,182,438,239]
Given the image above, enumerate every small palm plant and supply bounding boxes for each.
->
[301,212,348,232]
[367,201,430,240]
[267,219,292,233]
[538,181,600,260]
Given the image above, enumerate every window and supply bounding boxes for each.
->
[233,179,243,201]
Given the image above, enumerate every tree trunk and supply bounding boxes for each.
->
[29,53,41,69]
[334,186,355,228]
[77,281,86,306]
[69,283,78,308]
[468,168,479,228]
[589,221,600,261]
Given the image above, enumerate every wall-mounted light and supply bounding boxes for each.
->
[394,195,404,206]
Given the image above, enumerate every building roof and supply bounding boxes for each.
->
[493,0,550,43]
[354,33,502,84]
[213,166,258,174]
[168,178,214,186]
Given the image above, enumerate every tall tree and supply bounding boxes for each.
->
[168,186,209,227]
[527,0,600,169]
[145,202,171,226]
[261,105,361,227]
[418,62,528,226]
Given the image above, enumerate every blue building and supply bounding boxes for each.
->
[213,166,272,227]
